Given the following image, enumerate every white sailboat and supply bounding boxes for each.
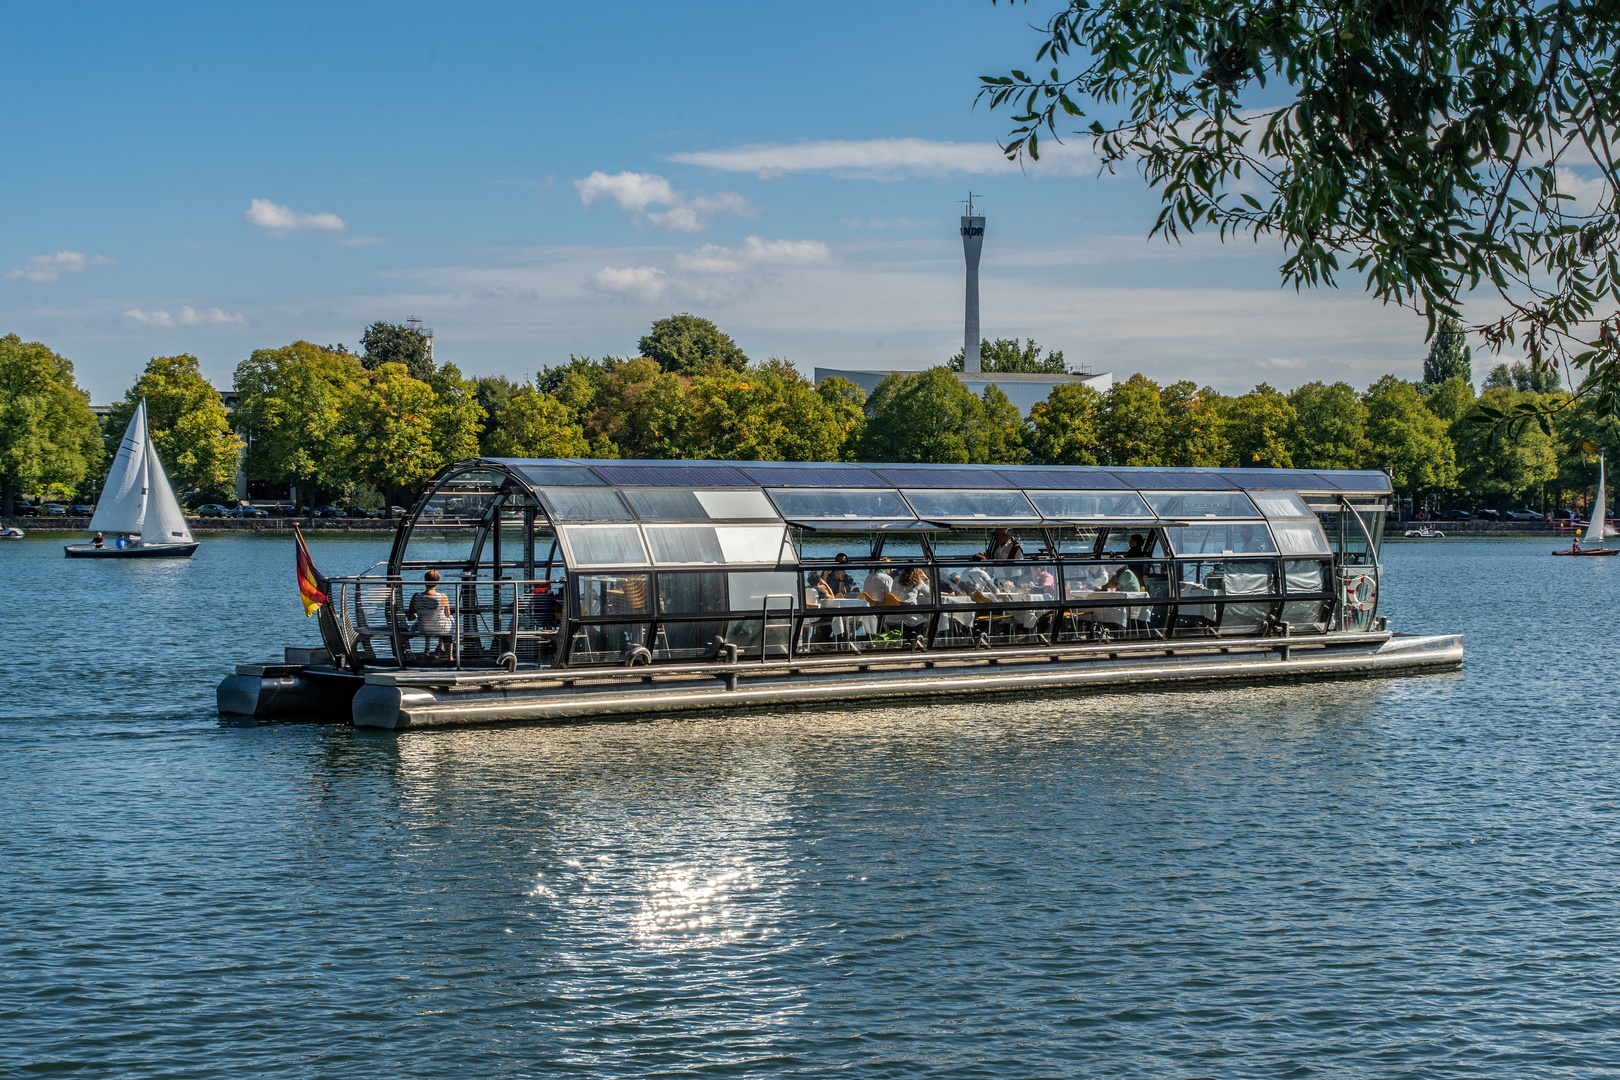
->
[1554,451,1618,556]
[65,399,198,559]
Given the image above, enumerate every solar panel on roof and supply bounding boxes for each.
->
[1221,470,1318,489]
[1310,471,1393,492]
[509,464,608,487]
[592,464,754,487]
[740,465,886,487]
[874,467,1008,488]
[1109,469,1239,490]
[996,468,1135,490]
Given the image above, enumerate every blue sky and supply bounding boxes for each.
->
[4,0,1446,403]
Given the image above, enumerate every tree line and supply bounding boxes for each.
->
[2,314,1614,515]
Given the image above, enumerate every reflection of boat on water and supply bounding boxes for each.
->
[64,400,197,560]
[1404,527,1445,539]
[219,458,1464,730]
[1554,453,1617,557]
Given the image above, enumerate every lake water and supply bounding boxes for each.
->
[4,533,1619,1077]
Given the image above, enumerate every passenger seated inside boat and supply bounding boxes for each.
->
[1105,564,1141,592]
[986,528,1024,561]
[861,562,894,602]
[824,565,853,597]
[409,570,454,657]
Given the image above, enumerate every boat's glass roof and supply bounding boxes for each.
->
[487,458,1393,494]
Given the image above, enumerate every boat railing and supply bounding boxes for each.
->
[318,571,1338,673]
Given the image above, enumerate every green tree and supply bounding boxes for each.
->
[1097,374,1167,467]
[1159,381,1227,467]
[346,362,481,491]
[857,367,987,464]
[0,334,102,510]
[984,0,1620,419]
[1287,381,1366,470]
[473,374,522,455]
[1422,317,1474,389]
[816,376,867,459]
[948,337,1066,374]
[687,359,858,461]
[483,385,591,458]
[1221,385,1296,468]
[1027,382,1104,465]
[232,341,365,499]
[108,354,242,499]
[1424,377,1477,425]
[973,383,1029,464]
[584,357,693,458]
[1451,387,1559,498]
[360,320,435,381]
[638,314,748,376]
[1362,376,1458,496]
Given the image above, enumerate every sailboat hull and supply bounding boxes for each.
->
[64,543,198,559]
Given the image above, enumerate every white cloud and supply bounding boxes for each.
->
[122,305,246,327]
[5,251,116,282]
[669,137,1097,180]
[574,171,756,231]
[245,198,347,234]
[1556,167,1612,213]
[588,265,669,301]
[677,236,832,274]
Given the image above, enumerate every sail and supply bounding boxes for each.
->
[141,434,193,545]
[89,400,149,535]
[1586,454,1607,545]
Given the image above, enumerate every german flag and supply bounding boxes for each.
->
[293,523,329,617]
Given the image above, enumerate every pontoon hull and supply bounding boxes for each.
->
[331,632,1462,731]
[65,542,198,559]
[216,663,364,720]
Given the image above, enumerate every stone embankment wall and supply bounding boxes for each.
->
[1,516,396,533]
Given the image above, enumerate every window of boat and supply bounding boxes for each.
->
[574,573,653,616]
[937,560,1059,599]
[1100,526,1161,556]
[1141,491,1261,519]
[1053,526,1104,556]
[1175,560,1278,636]
[795,529,880,562]
[1249,491,1313,519]
[901,489,1038,521]
[1025,491,1153,520]
[767,488,914,521]
[1163,522,1277,556]
[1269,519,1331,555]
[539,488,632,522]
[623,488,779,521]
[644,524,792,565]
[559,525,648,567]
[1283,560,1331,593]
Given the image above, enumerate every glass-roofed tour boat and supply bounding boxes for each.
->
[217,458,1462,730]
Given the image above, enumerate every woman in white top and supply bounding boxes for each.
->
[409,569,454,657]
[891,567,932,639]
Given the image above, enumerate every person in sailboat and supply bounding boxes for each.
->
[92,533,104,549]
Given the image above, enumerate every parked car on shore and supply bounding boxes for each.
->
[1503,508,1541,521]
[69,504,94,516]
[38,503,67,516]
[310,505,344,518]
[196,504,229,518]
[343,506,379,518]
[268,503,295,516]
[11,501,37,517]
[228,505,270,519]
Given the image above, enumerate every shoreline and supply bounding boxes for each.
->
[0,517,1589,538]
[2,516,397,533]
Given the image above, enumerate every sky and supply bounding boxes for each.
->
[3,0,1464,404]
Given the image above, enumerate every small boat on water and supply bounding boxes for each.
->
[1554,452,1617,556]
[1404,526,1445,539]
[0,526,24,540]
[218,457,1463,730]
[65,399,197,559]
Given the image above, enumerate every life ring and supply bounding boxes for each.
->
[1342,572,1378,613]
